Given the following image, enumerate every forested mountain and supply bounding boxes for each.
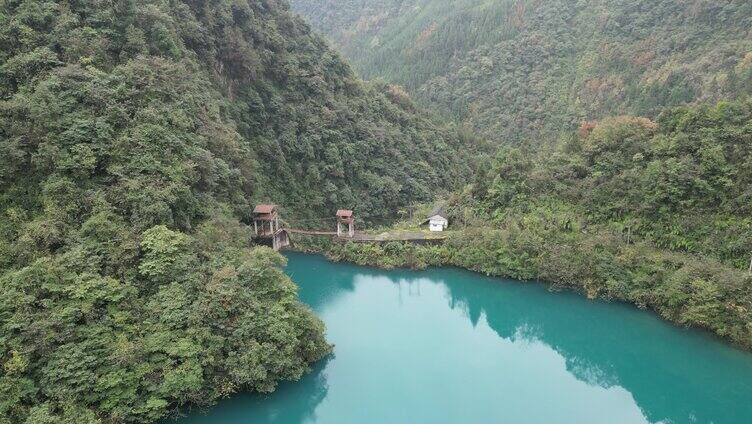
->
[328,99,752,349]
[292,0,752,144]
[0,0,475,422]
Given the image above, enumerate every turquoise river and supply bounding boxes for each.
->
[173,252,752,423]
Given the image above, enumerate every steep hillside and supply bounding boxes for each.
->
[0,0,475,422]
[292,0,752,143]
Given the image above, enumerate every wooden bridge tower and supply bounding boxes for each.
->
[336,209,355,238]
[252,204,289,250]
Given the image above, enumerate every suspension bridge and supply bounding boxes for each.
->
[251,204,446,251]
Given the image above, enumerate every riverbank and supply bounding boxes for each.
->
[290,227,752,351]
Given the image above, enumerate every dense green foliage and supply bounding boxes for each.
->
[0,0,477,422]
[292,0,752,143]
[0,0,476,223]
[1,235,329,423]
[318,100,752,349]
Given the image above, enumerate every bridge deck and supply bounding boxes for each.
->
[287,229,338,236]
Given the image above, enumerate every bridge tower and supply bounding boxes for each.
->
[252,204,289,250]
[336,209,355,238]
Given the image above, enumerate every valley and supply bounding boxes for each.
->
[1,0,751,423]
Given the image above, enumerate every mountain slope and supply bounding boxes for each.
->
[292,0,752,144]
[0,0,475,422]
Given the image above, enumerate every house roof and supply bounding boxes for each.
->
[428,204,446,219]
[336,209,353,218]
[253,204,276,214]
[423,203,447,224]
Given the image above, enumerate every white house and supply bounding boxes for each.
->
[428,215,448,232]
[424,205,448,232]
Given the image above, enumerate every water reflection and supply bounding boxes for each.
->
[438,268,752,423]
[174,253,752,424]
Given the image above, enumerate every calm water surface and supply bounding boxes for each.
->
[174,253,752,423]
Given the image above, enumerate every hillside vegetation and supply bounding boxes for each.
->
[0,0,475,422]
[292,0,752,143]
[319,100,752,349]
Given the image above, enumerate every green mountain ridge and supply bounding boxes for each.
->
[292,0,752,144]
